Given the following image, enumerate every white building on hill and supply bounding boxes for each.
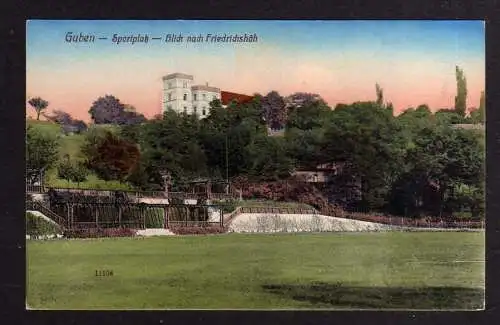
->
[162,73,221,118]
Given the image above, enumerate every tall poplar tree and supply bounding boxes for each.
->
[454,66,468,117]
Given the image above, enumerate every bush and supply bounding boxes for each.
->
[169,225,227,235]
[63,227,136,238]
[212,199,237,213]
[145,208,165,228]
[26,212,62,238]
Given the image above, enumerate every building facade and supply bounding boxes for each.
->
[162,73,221,118]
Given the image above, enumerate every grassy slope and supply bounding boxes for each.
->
[26,232,484,309]
[27,120,133,190]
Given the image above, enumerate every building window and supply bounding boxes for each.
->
[184,107,187,114]
[168,93,172,101]
[213,95,216,101]
[193,94,197,101]
[183,93,187,101]
[202,108,206,116]
[193,106,197,114]
[202,93,206,100]
[168,82,172,89]
[183,81,187,88]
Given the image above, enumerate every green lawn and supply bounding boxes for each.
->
[26,232,484,310]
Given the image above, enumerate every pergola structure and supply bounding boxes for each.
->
[26,167,46,193]
[174,178,231,200]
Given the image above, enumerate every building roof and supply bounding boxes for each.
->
[192,85,221,93]
[162,73,194,80]
[220,91,254,105]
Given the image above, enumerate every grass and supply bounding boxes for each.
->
[27,120,134,190]
[26,231,484,310]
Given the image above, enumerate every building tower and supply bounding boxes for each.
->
[162,73,194,115]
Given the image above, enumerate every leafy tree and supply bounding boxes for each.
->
[375,83,384,107]
[26,125,59,181]
[245,135,293,180]
[286,100,331,130]
[322,101,405,210]
[435,109,465,125]
[57,155,89,186]
[139,110,207,182]
[285,92,326,108]
[28,97,49,121]
[455,66,468,117]
[83,131,141,181]
[470,91,485,124]
[261,91,287,130]
[89,95,125,124]
[45,109,72,125]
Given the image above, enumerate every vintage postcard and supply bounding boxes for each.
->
[26,20,485,310]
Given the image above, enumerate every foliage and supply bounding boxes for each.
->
[169,225,227,235]
[144,208,165,228]
[26,212,62,238]
[89,95,146,125]
[470,90,485,124]
[261,91,287,130]
[63,228,136,238]
[83,131,141,182]
[26,124,60,180]
[28,97,49,121]
[323,101,405,210]
[57,155,89,185]
[454,65,468,117]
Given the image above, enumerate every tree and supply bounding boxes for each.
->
[26,125,59,181]
[83,131,141,181]
[286,100,331,130]
[375,83,384,107]
[322,101,405,210]
[261,91,287,130]
[285,92,326,108]
[470,91,485,124]
[57,155,88,186]
[455,66,468,117]
[28,97,49,121]
[435,108,466,125]
[88,95,125,124]
[245,135,293,180]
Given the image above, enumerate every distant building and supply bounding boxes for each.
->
[162,73,221,118]
[161,73,253,118]
[221,91,254,106]
[292,163,344,183]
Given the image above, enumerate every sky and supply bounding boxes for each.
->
[26,20,485,121]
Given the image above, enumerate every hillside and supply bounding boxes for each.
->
[27,120,133,190]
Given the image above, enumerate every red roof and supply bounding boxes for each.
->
[220,91,254,105]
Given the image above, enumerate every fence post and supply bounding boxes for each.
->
[96,206,99,227]
[220,207,223,228]
[163,207,172,229]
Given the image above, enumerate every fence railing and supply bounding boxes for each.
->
[238,206,318,215]
[26,200,67,229]
[42,187,240,201]
[319,208,484,229]
[26,184,44,193]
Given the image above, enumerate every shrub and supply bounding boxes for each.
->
[63,227,136,238]
[212,199,237,213]
[26,212,62,238]
[169,225,227,235]
[145,208,165,228]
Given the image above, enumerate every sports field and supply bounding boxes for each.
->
[26,232,484,310]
